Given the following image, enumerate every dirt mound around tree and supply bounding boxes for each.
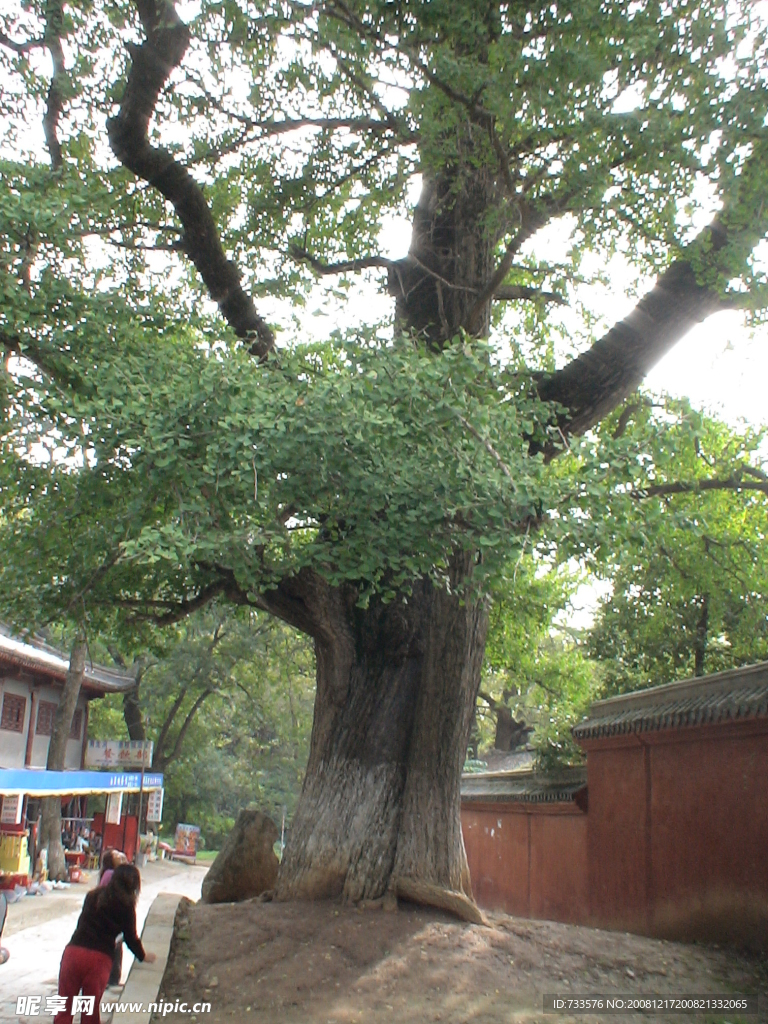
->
[201,809,279,904]
[157,898,767,1023]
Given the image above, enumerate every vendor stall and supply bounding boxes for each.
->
[0,768,163,886]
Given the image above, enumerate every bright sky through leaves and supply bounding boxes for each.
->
[3,0,767,431]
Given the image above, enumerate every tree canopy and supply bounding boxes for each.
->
[2,0,767,619]
[474,397,768,770]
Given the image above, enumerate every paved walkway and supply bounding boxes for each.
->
[0,861,207,1022]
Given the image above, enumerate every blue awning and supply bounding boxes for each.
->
[0,769,163,796]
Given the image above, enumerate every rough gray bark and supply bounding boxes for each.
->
[275,557,487,915]
[123,687,146,742]
[537,246,727,440]
[389,170,503,345]
[40,637,86,880]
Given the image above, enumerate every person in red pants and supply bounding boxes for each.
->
[98,849,128,986]
[54,863,156,1024]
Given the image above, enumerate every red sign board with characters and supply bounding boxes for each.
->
[174,823,200,857]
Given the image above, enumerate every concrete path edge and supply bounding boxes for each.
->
[112,893,182,1024]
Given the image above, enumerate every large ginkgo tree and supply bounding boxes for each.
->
[1,0,767,915]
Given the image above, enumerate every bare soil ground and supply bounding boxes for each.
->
[158,899,766,1024]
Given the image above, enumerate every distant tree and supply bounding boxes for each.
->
[584,403,768,691]
[478,397,768,764]
[39,635,86,880]
[477,558,598,767]
[89,607,315,844]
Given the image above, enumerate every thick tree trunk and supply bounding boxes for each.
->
[277,163,496,913]
[41,637,86,881]
[123,688,146,741]
[390,171,501,346]
[275,562,488,913]
[108,648,147,741]
[479,691,533,751]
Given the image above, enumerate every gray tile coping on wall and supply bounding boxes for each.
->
[105,893,182,1024]
[572,659,768,740]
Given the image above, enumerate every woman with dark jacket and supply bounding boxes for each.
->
[98,849,127,986]
[54,864,156,1024]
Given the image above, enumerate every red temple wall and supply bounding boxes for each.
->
[461,719,768,949]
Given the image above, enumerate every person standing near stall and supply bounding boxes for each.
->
[53,863,156,1024]
[97,849,128,986]
[98,848,126,888]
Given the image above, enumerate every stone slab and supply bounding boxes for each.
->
[109,893,182,1024]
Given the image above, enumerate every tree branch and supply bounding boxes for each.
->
[741,464,768,484]
[291,237,564,305]
[106,237,186,253]
[158,687,213,769]
[493,284,565,305]
[632,476,768,500]
[42,0,66,171]
[118,577,244,626]
[457,414,514,483]
[289,245,393,276]
[190,115,408,166]
[465,203,552,331]
[612,400,646,440]
[107,0,274,357]
[537,222,729,439]
[153,685,188,767]
[0,30,46,54]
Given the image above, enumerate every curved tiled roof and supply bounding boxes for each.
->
[0,630,135,694]
[573,661,768,741]
[461,765,587,803]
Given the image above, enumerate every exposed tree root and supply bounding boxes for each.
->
[392,876,487,926]
[355,897,384,911]
[382,889,398,913]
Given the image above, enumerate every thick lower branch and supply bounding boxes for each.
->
[0,30,46,54]
[539,228,728,438]
[107,0,273,356]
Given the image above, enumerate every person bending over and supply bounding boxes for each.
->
[97,850,129,986]
[54,863,156,1024]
